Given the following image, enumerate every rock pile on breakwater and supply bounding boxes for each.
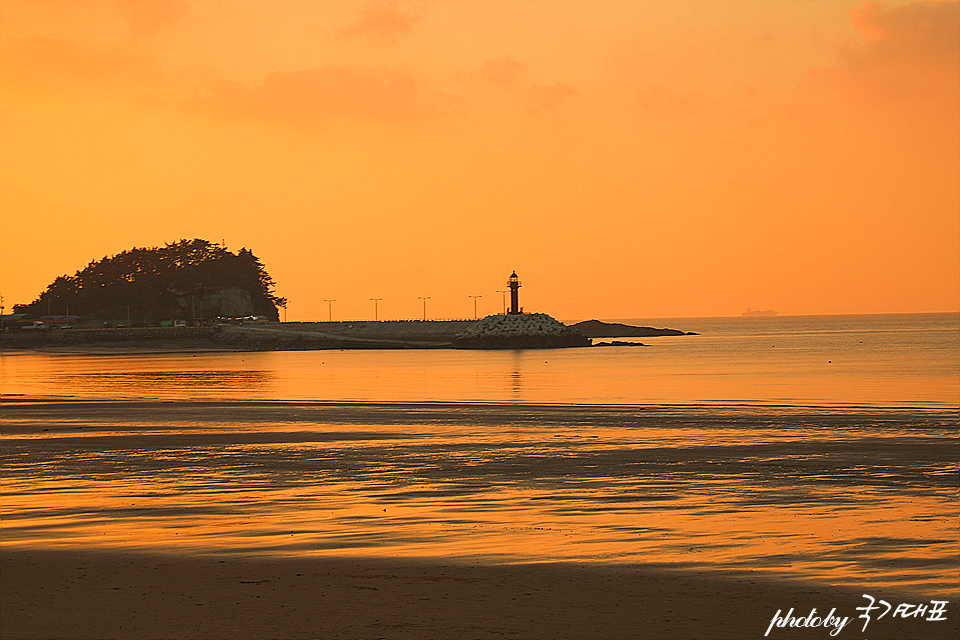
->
[452,313,590,349]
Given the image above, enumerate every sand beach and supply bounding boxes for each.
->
[2,547,911,640]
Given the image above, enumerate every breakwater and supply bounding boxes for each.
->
[1,322,477,351]
[1,326,220,350]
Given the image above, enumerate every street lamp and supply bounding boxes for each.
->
[324,299,335,322]
[418,297,430,321]
[370,298,382,321]
[468,295,482,319]
[496,290,508,315]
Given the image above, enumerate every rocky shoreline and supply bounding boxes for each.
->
[570,319,698,337]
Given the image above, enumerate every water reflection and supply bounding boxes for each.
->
[54,370,271,395]
[2,331,955,406]
[1,353,275,398]
[510,350,523,400]
[53,370,272,395]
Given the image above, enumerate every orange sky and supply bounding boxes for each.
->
[1,0,957,321]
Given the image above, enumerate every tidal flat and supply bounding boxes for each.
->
[2,398,956,639]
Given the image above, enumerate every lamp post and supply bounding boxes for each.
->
[370,298,382,321]
[324,300,335,322]
[496,290,508,315]
[468,295,482,320]
[418,297,430,321]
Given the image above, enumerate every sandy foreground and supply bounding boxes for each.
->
[2,398,957,639]
[6,548,954,640]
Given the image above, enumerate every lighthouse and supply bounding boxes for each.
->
[507,271,521,315]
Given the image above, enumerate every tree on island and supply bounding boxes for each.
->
[14,239,286,323]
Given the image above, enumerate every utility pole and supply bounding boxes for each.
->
[370,298,382,321]
[418,297,430,321]
[496,290,508,315]
[324,300,335,322]
[469,295,482,320]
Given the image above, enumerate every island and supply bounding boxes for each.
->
[569,320,698,338]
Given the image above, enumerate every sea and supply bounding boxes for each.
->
[2,313,958,407]
[2,313,958,595]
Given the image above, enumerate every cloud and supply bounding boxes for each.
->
[114,0,190,40]
[1,33,466,127]
[0,35,158,89]
[634,85,708,114]
[803,1,959,105]
[527,82,578,112]
[475,55,526,88]
[339,1,424,42]
[470,56,579,115]
[848,0,958,65]
[188,64,467,125]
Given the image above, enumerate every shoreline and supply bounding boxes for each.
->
[0,319,697,354]
[3,394,957,414]
[3,394,958,416]
[0,322,469,353]
[0,343,256,356]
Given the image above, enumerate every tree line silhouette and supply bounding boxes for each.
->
[14,239,286,323]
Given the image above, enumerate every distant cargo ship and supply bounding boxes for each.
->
[742,308,777,317]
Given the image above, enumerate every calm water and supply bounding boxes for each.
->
[2,313,958,596]
[2,313,958,407]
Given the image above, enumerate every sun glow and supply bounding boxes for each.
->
[1,1,957,320]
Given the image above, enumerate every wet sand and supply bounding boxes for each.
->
[2,398,957,639]
[8,547,948,640]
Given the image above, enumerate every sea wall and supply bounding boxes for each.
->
[1,322,470,351]
[1,326,219,348]
[2,318,593,351]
